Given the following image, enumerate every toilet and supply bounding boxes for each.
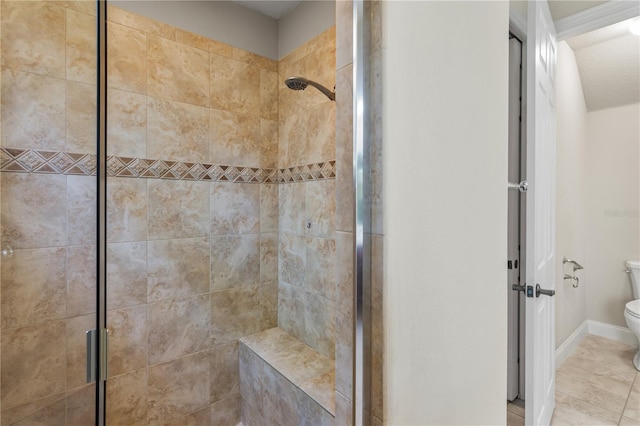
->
[624,260,640,371]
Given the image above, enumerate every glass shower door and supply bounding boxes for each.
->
[0,1,98,423]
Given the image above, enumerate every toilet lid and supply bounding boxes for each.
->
[625,300,640,318]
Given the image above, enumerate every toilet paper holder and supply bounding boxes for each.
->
[563,257,583,288]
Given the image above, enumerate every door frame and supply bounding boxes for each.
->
[507,0,640,423]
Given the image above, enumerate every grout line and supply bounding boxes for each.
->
[618,374,637,425]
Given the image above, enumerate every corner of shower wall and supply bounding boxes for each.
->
[276,25,337,360]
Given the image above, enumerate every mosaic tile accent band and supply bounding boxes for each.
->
[0,148,336,183]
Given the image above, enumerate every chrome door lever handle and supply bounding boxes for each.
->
[536,283,555,297]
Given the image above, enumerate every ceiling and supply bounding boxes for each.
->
[566,16,640,111]
[548,0,610,20]
[233,0,302,19]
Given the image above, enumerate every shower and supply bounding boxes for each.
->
[285,76,336,101]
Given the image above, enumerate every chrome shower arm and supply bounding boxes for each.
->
[305,80,336,101]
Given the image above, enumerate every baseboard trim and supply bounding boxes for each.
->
[556,321,589,367]
[587,320,638,348]
[556,320,638,368]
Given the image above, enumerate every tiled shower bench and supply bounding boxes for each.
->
[239,327,335,426]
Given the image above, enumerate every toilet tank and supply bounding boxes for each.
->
[628,260,640,299]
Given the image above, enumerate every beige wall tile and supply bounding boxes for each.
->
[232,48,276,72]
[260,69,278,121]
[306,180,336,238]
[210,234,260,291]
[305,237,336,300]
[336,1,353,70]
[1,70,65,150]
[335,232,353,397]
[106,177,147,243]
[0,392,65,425]
[0,1,65,78]
[148,35,210,107]
[67,175,97,245]
[107,22,147,94]
[279,102,336,166]
[147,351,210,423]
[107,89,147,158]
[279,233,306,288]
[107,5,175,39]
[148,180,209,240]
[335,392,353,426]
[238,345,266,421]
[147,97,210,163]
[210,342,239,404]
[66,384,95,425]
[211,286,260,345]
[260,233,278,284]
[335,64,354,233]
[1,320,66,409]
[304,292,335,358]
[163,406,211,426]
[211,394,241,426]
[66,8,96,84]
[371,235,383,420]
[278,183,306,235]
[107,306,147,377]
[277,282,305,342]
[210,109,260,167]
[148,237,210,302]
[210,182,260,235]
[66,314,96,389]
[175,27,229,56]
[63,1,96,16]
[259,283,278,330]
[1,173,67,249]
[106,367,147,426]
[66,80,97,154]
[260,184,278,233]
[67,245,97,317]
[106,241,147,310]
[210,54,260,116]
[260,119,278,169]
[1,247,66,329]
[148,294,211,364]
[208,39,234,59]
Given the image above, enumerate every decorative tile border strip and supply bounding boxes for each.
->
[0,148,336,183]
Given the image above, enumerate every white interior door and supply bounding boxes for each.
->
[525,1,557,425]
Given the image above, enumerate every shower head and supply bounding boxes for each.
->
[285,76,335,101]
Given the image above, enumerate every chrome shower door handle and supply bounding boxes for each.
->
[86,329,97,383]
[536,284,555,297]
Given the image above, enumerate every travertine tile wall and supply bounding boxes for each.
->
[0,2,289,424]
[0,1,342,424]
[0,1,98,424]
[276,27,338,359]
[104,6,282,425]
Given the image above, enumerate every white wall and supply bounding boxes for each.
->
[586,102,640,327]
[555,41,589,347]
[381,1,509,424]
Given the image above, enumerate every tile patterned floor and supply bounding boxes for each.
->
[508,334,640,426]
